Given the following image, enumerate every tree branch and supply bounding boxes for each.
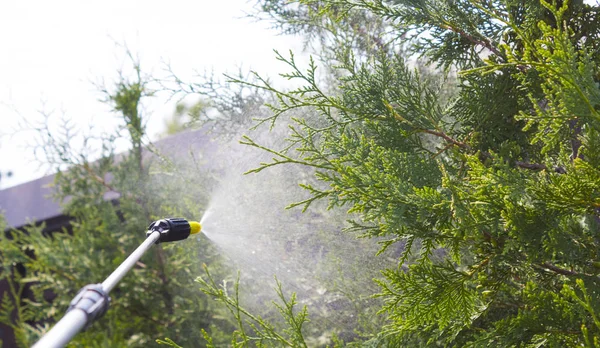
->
[538,262,578,276]
[515,161,547,171]
[419,129,472,150]
[515,161,566,174]
[442,24,503,58]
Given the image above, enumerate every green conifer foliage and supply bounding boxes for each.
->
[232,0,600,345]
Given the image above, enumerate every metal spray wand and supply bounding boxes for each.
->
[32,218,202,348]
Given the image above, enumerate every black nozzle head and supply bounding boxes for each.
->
[147,218,191,244]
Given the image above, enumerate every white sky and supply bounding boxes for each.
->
[0,0,304,189]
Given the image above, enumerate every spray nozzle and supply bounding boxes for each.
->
[189,221,202,235]
[146,218,202,243]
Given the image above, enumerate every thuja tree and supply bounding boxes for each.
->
[202,0,600,346]
[0,58,234,347]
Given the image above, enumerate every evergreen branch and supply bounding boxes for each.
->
[156,338,183,347]
[200,329,216,348]
[272,278,309,348]
[514,161,569,174]
[569,279,600,333]
[515,161,547,171]
[440,22,503,58]
[462,61,600,122]
[469,0,536,53]
[376,261,480,334]
[466,256,491,277]
[231,273,252,344]
[538,263,578,277]
[81,162,120,195]
[196,266,309,347]
[226,51,354,129]
[399,235,415,270]
[432,142,456,159]
[420,129,472,150]
[198,267,286,344]
[385,100,471,151]
[240,135,334,172]
[375,236,403,256]
[285,185,333,212]
[0,271,29,348]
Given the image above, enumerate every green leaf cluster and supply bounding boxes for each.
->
[226,0,600,345]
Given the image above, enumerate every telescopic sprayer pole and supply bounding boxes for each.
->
[32,218,202,348]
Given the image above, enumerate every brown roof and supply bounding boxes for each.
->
[0,174,61,229]
[0,127,218,229]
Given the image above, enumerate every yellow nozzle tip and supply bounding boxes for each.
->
[189,221,202,235]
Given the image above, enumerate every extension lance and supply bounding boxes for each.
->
[32,218,202,348]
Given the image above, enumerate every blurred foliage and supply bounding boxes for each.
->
[162,100,209,137]
[0,56,235,347]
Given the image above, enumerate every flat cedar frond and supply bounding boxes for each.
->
[375,262,480,336]
[195,266,309,348]
[533,159,600,214]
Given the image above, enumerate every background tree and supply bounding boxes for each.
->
[0,56,236,347]
[161,68,272,138]
[162,100,209,137]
